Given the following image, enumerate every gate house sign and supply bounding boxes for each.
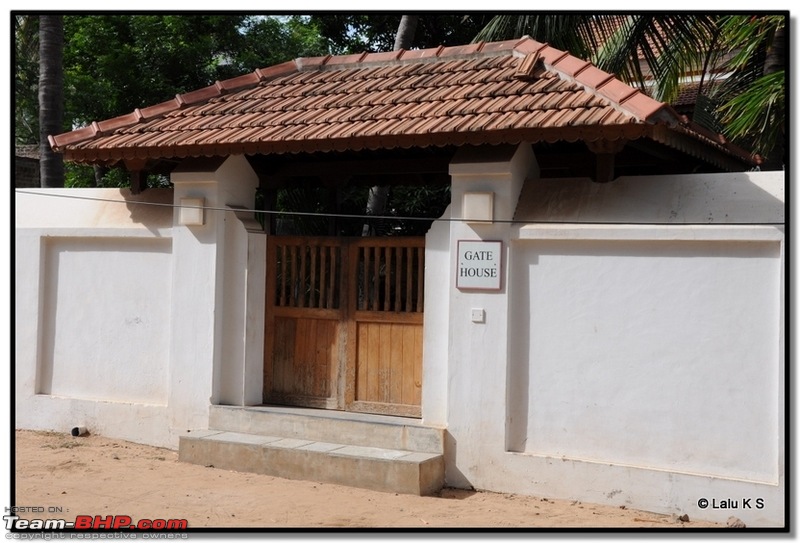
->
[456,240,502,290]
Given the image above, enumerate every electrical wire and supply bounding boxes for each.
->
[13,189,785,227]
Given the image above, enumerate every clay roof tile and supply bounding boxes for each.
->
[50,36,755,169]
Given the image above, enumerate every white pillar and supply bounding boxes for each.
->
[167,155,260,440]
[220,207,266,406]
[445,143,539,488]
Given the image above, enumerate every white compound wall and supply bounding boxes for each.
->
[436,145,785,526]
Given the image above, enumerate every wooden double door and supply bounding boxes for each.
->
[264,236,424,417]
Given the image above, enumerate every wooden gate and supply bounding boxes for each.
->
[264,236,424,417]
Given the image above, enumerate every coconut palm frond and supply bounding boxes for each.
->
[717,70,784,159]
[719,14,786,71]
[593,15,718,101]
[474,14,596,60]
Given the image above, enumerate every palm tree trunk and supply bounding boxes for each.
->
[393,14,419,50]
[762,23,784,169]
[763,24,784,76]
[362,15,418,236]
[38,15,64,188]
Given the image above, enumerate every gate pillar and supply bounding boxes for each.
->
[167,155,260,438]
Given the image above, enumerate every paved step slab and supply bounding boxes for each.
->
[179,430,445,496]
[209,405,444,454]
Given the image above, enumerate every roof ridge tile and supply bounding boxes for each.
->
[254,60,298,81]
[296,54,333,70]
[180,85,223,107]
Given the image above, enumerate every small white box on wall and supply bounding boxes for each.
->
[462,191,494,223]
[179,197,205,226]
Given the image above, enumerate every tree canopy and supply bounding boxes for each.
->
[15,14,329,186]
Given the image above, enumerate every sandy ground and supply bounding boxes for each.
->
[12,429,725,530]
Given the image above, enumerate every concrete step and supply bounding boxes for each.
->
[208,405,444,454]
[179,429,444,495]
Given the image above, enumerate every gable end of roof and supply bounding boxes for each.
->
[515,37,667,123]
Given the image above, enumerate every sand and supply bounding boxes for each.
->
[12,429,725,530]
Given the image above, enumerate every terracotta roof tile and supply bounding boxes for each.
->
[51,37,755,169]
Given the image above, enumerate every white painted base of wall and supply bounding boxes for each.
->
[16,395,173,449]
[458,449,784,527]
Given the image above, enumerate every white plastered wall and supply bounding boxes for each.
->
[15,188,175,446]
[440,146,785,527]
[15,155,266,449]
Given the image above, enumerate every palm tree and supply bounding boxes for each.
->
[713,15,785,169]
[474,14,786,169]
[38,15,64,187]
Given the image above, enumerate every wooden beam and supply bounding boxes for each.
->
[586,139,627,183]
[123,158,150,194]
[129,169,147,194]
[593,153,615,183]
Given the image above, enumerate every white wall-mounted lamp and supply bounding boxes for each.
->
[462,191,494,223]
[179,197,205,226]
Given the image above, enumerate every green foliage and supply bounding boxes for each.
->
[712,15,786,164]
[19,14,326,190]
[63,15,249,125]
[719,14,785,72]
[593,15,719,103]
[275,186,335,236]
[64,163,171,189]
[63,163,95,188]
[716,70,784,159]
[234,16,327,69]
[60,15,327,128]
[386,185,451,236]
[313,14,491,54]
[474,15,602,61]
[475,15,719,102]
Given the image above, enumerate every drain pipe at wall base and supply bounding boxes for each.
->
[71,426,88,437]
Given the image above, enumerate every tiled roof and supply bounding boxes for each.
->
[50,37,756,169]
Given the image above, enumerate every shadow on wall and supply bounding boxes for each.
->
[505,250,532,453]
[122,188,175,235]
[443,430,474,491]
